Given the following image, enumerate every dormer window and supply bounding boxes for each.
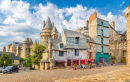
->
[75,37,79,44]
[60,44,63,48]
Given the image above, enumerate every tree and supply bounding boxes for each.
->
[26,54,32,67]
[31,43,46,65]
[0,52,13,66]
[19,57,25,64]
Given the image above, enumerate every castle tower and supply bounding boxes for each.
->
[51,27,58,39]
[122,5,130,65]
[22,38,30,59]
[16,45,20,56]
[40,17,53,48]
[7,43,12,52]
[11,43,16,55]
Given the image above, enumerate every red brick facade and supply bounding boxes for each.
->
[89,11,97,23]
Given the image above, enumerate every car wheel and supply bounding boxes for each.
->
[17,70,19,72]
[3,73,5,74]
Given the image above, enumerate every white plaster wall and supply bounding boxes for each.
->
[104,38,109,45]
[97,36,101,44]
[97,26,109,37]
[97,45,101,52]
[104,46,109,53]
[52,50,67,61]
[97,18,109,27]
[66,49,87,60]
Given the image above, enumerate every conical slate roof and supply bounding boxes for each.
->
[44,17,52,29]
[24,38,29,42]
[52,27,58,33]
[34,40,37,44]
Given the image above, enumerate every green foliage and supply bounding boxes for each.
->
[98,62,100,65]
[111,56,116,60]
[0,52,13,66]
[19,57,25,64]
[26,54,32,67]
[73,63,76,67]
[31,43,46,65]
[104,62,106,65]
[89,63,91,67]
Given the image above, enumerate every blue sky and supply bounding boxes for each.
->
[0,0,129,51]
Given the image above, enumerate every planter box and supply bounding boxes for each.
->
[74,68,76,70]
[89,67,91,69]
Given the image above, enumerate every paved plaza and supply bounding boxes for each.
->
[0,64,128,82]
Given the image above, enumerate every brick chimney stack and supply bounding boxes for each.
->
[86,20,89,30]
[111,21,115,29]
[89,11,97,23]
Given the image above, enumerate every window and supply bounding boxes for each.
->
[75,49,79,56]
[60,44,63,48]
[59,51,64,56]
[102,46,104,53]
[101,38,104,44]
[89,45,91,49]
[75,37,79,44]
[101,29,103,36]
[101,21,103,26]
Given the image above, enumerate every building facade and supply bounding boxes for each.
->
[39,17,88,70]
[109,21,126,63]
[88,11,109,64]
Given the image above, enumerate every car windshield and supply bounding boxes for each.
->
[5,66,13,69]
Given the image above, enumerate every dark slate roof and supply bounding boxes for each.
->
[44,17,52,29]
[48,38,61,49]
[84,35,96,43]
[0,52,19,60]
[63,29,85,38]
[13,42,23,46]
[52,27,58,32]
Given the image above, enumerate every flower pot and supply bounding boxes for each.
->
[99,65,100,67]
[74,67,76,70]
[104,65,106,67]
[89,67,91,69]
[111,64,113,65]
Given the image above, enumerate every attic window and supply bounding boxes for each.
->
[75,37,79,44]
[60,44,63,48]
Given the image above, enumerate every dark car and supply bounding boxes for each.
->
[2,66,19,74]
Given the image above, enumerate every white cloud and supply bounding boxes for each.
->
[120,1,125,7]
[0,0,126,51]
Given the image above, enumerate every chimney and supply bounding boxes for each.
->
[111,21,115,29]
[43,21,45,28]
[86,20,89,30]
[89,11,97,23]
[52,22,54,29]
[2,46,6,52]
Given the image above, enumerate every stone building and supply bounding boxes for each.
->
[76,22,96,64]
[122,5,130,65]
[109,21,126,63]
[7,38,33,59]
[88,11,109,64]
[39,17,88,70]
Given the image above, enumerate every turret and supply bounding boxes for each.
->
[22,38,30,59]
[2,46,6,52]
[51,27,58,39]
[16,45,20,56]
[11,43,16,55]
[40,17,53,47]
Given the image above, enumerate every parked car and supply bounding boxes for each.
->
[0,67,4,73]
[2,66,19,74]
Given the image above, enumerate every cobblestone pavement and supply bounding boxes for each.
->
[57,65,130,82]
[0,65,127,82]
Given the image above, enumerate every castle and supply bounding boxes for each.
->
[7,38,33,59]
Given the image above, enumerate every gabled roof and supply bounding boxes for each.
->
[63,29,85,38]
[44,17,52,29]
[0,52,19,60]
[52,27,58,33]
